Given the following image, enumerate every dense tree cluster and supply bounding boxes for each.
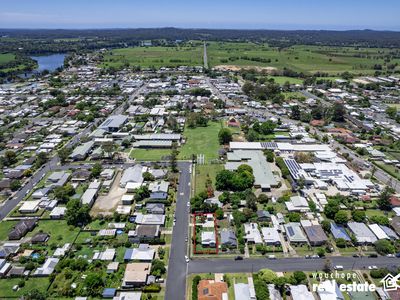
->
[215,165,255,191]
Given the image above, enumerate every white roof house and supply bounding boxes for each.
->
[234,283,252,300]
[316,280,345,300]
[261,227,281,245]
[286,196,310,212]
[81,188,97,207]
[125,244,155,261]
[34,257,59,276]
[49,206,67,219]
[120,165,145,188]
[289,285,315,300]
[368,224,389,240]
[244,223,263,244]
[201,231,216,247]
[347,222,377,244]
[93,248,116,261]
[135,213,165,225]
[19,200,41,213]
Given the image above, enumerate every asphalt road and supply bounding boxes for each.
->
[165,162,191,300]
[188,256,400,274]
[203,42,208,69]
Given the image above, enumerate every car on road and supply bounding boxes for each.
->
[369,254,378,258]
[185,256,189,263]
[353,254,361,258]
[311,255,320,259]
[234,256,243,261]
[368,266,378,270]
[267,255,276,259]
[334,265,343,271]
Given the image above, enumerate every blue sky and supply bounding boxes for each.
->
[0,0,399,30]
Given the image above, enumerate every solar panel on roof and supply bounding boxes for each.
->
[287,226,294,236]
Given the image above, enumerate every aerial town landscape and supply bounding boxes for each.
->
[1,1,400,300]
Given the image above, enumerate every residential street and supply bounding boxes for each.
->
[188,256,400,274]
[165,162,191,300]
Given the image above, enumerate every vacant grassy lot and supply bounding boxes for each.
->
[179,121,222,162]
[130,148,171,161]
[101,44,203,68]
[0,220,18,241]
[0,277,49,298]
[27,220,80,245]
[207,41,400,75]
[194,164,224,195]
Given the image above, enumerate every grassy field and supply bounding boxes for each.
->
[0,277,49,298]
[207,41,400,75]
[101,44,203,68]
[194,164,224,195]
[99,42,399,75]
[130,148,172,161]
[179,121,222,162]
[0,220,18,241]
[269,76,304,85]
[0,53,16,65]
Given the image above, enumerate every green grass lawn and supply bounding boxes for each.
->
[101,44,203,69]
[207,41,400,75]
[0,220,18,241]
[179,121,222,162]
[194,164,224,195]
[0,277,49,298]
[130,148,172,161]
[269,76,304,85]
[374,161,400,181]
[27,220,80,245]
[0,53,16,65]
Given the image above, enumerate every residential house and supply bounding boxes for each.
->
[303,225,328,246]
[220,229,237,248]
[261,227,281,246]
[122,263,151,288]
[285,196,310,212]
[347,222,377,245]
[284,223,307,244]
[201,232,216,247]
[33,257,59,276]
[330,223,351,241]
[19,200,41,214]
[128,225,160,243]
[197,279,228,300]
[146,203,165,214]
[244,223,263,244]
[257,210,271,222]
[135,213,165,226]
[8,219,37,240]
[124,244,155,262]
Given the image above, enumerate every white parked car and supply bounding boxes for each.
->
[185,255,190,263]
